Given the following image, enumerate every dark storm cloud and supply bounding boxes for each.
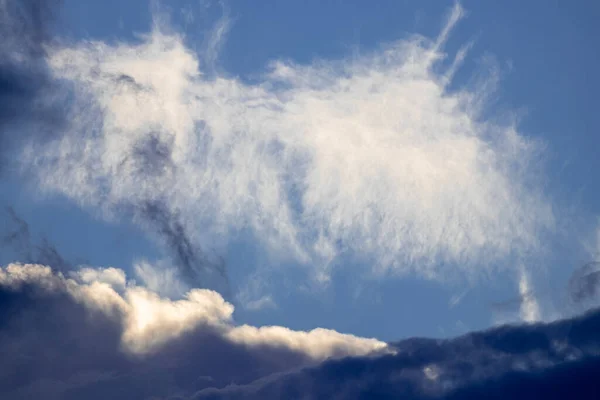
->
[1,265,599,399]
[189,309,600,400]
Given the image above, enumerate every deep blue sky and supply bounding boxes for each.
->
[1,0,599,342]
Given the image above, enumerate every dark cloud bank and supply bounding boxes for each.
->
[0,269,599,400]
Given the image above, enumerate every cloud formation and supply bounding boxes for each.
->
[1,2,598,398]
[192,311,600,399]
[0,263,386,358]
[21,3,554,289]
[569,262,600,306]
[1,263,599,399]
[518,269,542,323]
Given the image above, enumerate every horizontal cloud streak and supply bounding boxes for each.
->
[22,4,554,286]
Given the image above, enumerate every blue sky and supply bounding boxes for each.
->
[2,0,600,345]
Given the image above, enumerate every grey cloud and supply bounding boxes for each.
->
[569,262,600,304]
[0,263,599,399]
[190,310,600,400]
[0,0,65,173]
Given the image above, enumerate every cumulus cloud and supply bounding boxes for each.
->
[132,259,190,298]
[20,3,554,290]
[2,262,599,400]
[0,263,386,358]
[0,265,298,399]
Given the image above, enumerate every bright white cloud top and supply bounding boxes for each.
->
[0,263,387,358]
[25,4,554,287]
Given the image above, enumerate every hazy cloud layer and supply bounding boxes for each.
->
[22,4,554,288]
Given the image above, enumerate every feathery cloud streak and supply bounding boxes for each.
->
[24,4,554,286]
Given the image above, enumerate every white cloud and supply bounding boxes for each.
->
[227,325,388,360]
[132,259,189,298]
[518,269,541,323]
[0,263,387,359]
[25,4,554,285]
[74,267,127,289]
[121,284,233,354]
[243,295,277,311]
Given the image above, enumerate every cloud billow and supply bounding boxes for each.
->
[0,263,599,399]
[0,263,386,399]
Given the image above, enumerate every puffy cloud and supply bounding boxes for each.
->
[0,262,387,398]
[227,325,388,361]
[2,263,600,399]
[22,3,554,288]
[121,285,234,354]
[0,264,299,399]
[0,263,386,358]
[132,259,190,298]
[0,262,57,288]
[75,267,127,289]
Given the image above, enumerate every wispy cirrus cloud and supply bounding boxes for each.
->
[21,3,554,291]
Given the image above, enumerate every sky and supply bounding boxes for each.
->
[1,0,600,398]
